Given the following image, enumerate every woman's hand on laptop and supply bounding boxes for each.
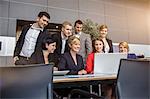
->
[78,69,87,75]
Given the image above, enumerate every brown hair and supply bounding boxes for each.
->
[74,20,83,27]
[92,38,105,53]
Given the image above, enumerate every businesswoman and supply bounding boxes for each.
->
[31,36,57,65]
[86,38,105,74]
[86,38,114,99]
[58,35,87,75]
[99,25,113,53]
[119,41,137,59]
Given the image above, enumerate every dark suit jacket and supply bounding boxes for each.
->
[31,50,59,67]
[58,52,85,75]
[106,38,113,53]
[52,32,70,56]
[13,24,49,58]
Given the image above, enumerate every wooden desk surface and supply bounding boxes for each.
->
[53,74,117,83]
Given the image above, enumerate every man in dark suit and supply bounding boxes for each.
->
[52,21,73,56]
[13,11,50,65]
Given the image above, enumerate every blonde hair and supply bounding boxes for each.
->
[119,41,129,52]
[62,21,72,28]
[68,35,80,45]
[99,24,108,31]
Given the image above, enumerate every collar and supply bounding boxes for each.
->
[31,23,44,31]
[61,32,68,40]
[75,32,82,36]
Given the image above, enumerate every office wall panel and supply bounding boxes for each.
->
[79,12,105,24]
[9,1,47,20]
[105,16,127,31]
[127,8,148,44]
[0,0,9,18]
[11,0,48,6]
[7,19,16,37]
[79,0,104,15]
[48,8,78,24]
[108,29,129,43]
[48,0,78,11]
[105,3,126,18]
[105,0,126,6]
[125,0,149,10]
[0,18,8,36]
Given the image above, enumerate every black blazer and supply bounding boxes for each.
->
[13,24,49,57]
[58,52,85,75]
[52,32,70,56]
[106,38,113,53]
[31,50,59,67]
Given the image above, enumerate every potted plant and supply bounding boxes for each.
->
[82,19,99,40]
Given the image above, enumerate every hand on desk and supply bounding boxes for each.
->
[78,69,87,75]
[53,67,58,71]
[13,56,19,64]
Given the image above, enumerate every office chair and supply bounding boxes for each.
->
[0,64,53,99]
[116,59,150,99]
[68,89,104,99]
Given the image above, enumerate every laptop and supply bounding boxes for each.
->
[94,53,127,75]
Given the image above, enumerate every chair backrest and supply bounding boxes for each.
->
[117,59,150,99]
[0,64,53,99]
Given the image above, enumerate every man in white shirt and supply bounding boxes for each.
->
[13,11,50,65]
[52,21,72,56]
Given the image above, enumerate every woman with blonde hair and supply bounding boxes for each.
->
[119,41,137,59]
[119,41,129,53]
[99,25,113,53]
[58,35,87,75]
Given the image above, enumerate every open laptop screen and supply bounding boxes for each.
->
[94,53,127,75]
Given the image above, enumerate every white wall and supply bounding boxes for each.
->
[0,36,16,56]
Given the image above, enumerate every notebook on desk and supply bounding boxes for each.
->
[53,70,69,76]
[94,53,127,75]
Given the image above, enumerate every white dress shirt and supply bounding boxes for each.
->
[20,24,43,57]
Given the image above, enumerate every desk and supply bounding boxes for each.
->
[53,74,117,83]
[53,74,117,90]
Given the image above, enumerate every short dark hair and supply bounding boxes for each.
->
[38,11,50,19]
[74,20,83,27]
[42,36,55,50]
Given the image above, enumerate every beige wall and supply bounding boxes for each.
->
[0,0,149,44]
[148,0,150,44]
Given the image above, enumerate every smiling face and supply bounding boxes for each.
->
[69,37,80,53]
[37,15,49,29]
[99,28,108,38]
[94,40,104,53]
[46,42,56,53]
[119,45,128,53]
[62,25,72,37]
[119,42,129,53]
[75,23,83,33]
